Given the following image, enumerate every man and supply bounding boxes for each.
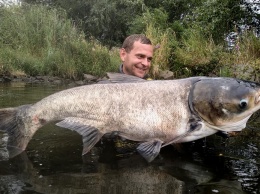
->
[118,34,154,79]
[111,34,155,155]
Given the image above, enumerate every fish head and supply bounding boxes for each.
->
[190,78,260,131]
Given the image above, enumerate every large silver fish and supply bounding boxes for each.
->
[0,73,260,162]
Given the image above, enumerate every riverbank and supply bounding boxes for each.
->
[0,73,102,86]
[0,69,176,86]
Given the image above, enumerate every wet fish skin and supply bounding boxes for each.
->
[0,73,260,162]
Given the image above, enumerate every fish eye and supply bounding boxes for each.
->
[239,99,248,109]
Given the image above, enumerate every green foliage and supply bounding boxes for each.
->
[184,0,247,43]
[24,0,146,47]
[128,8,177,78]
[0,5,117,78]
[146,24,176,78]
[145,0,205,22]
[171,25,260,79]
[1,0,259,80]
[128,8,169,34]
[172,26,223,77]
[83,0,146,47]
[218,31,260,80]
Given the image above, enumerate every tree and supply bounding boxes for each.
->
[184,0,259,42]
[82,0,145,47]
[22,0,146,47]
[144,0,205,22]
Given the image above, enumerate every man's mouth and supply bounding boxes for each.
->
[135,66,147,72]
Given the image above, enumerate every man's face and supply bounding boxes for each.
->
[120,41,153,78]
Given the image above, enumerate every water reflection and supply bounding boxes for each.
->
[187,133,260,193]
[0,82,259,194]
[0,143,184,194]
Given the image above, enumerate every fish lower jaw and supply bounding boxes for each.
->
[176,128,217,143]
[205,115,251,132]
[177,134,215,143]
[206,124,244,132]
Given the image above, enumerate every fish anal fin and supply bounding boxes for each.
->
[81,128,103,155]
[137,140,162,162]
[56,118,103,155]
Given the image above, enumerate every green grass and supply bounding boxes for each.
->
[172,26,260,79]
[0,5,119,79]
[218,32,260,79]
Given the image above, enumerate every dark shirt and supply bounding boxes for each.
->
[119,64,124,74]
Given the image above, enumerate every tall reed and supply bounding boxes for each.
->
[145,23,175,78]
[0,5,118,79]
[219,32,260,80]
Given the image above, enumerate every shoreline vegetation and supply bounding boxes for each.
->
[0,4,259,82]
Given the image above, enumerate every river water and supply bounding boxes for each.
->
[0,82,259,194]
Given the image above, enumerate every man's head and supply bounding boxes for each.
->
[120,34,154,78]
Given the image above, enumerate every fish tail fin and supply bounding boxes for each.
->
[0,105,32,158]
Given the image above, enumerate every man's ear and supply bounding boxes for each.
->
[119,48,126,62]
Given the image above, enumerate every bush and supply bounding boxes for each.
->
[0,5,118,79]
[172,26,223,77]
[218,31,260,80]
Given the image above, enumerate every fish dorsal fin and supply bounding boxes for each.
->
[106,72,147,83]
[136,140,162,162]
[56,117,103,155]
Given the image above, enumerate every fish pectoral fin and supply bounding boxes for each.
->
[188,114,203,132]
[56,118,103,155]
[188,120,202,132]
[136,140,162,163]
[162,121,203,147]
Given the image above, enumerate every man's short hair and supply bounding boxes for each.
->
[122,34,152,53]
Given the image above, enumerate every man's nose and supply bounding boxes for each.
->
[142,58,150,66]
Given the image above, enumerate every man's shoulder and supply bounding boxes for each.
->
[118,64,124,74]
